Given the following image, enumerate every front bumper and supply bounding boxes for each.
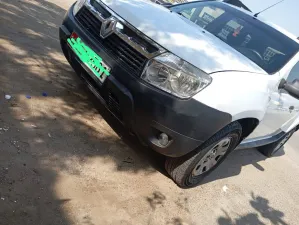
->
[59,5,232,157]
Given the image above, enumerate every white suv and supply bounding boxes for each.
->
[60,0,299,188]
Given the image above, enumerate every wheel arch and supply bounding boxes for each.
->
[235,117,260,140]
[179,117,259,158]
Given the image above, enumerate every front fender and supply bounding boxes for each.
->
[193,71,272,122]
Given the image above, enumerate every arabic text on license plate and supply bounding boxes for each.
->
[67,36,110,83]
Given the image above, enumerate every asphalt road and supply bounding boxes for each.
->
[1,1,299,225]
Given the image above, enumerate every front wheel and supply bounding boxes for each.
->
[257,129,296,157]
[165,122,242,188]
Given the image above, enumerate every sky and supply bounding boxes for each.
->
[240,0,298,36]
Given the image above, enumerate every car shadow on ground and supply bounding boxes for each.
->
[0,0,287,224]
[0,1,165,224]
[201,147,285,185]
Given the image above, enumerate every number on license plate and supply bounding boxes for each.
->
[67,35,111,83]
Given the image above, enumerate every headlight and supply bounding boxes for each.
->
[73,0,86,16]
[141,53,212,99]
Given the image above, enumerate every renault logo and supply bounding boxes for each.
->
[100,17,117,38]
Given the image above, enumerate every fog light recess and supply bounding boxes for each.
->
[158,133,169,146]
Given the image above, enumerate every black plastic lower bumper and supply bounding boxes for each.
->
[59,5,232,157]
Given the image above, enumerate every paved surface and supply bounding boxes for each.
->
[1,1,299,225]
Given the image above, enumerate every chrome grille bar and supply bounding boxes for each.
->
[84,0,166,59]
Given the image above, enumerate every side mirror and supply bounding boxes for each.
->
[280,79,299,100]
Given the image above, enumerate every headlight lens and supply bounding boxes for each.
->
[141,53,212,99]
[73,0,86,16]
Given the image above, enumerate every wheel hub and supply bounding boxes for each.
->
[192,137,232,177]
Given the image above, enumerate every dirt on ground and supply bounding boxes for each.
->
[1,1,299,225]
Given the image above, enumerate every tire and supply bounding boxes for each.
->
[165,122,242,188]
[257,128,296,157]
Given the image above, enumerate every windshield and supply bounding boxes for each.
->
[171,2,299,74]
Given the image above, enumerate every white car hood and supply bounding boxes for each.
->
[101,0,266,74]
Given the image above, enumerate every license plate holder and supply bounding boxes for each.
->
[67,34,111,83]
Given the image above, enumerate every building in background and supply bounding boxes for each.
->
[150,0,251,12]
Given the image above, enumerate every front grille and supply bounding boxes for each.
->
[76,7,148,76]
[65,41,123,121]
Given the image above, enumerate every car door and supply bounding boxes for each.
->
[248,52,299,139]
[279,58,299,129]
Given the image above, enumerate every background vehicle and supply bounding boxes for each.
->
[60,0,299,188]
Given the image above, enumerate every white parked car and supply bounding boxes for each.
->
[60,0,299,188]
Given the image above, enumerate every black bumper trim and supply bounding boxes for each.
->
[59,6,232,157]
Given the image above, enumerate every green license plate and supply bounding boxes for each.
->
[67,36,110,83]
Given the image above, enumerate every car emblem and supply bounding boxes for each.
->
[100,17,117,38]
